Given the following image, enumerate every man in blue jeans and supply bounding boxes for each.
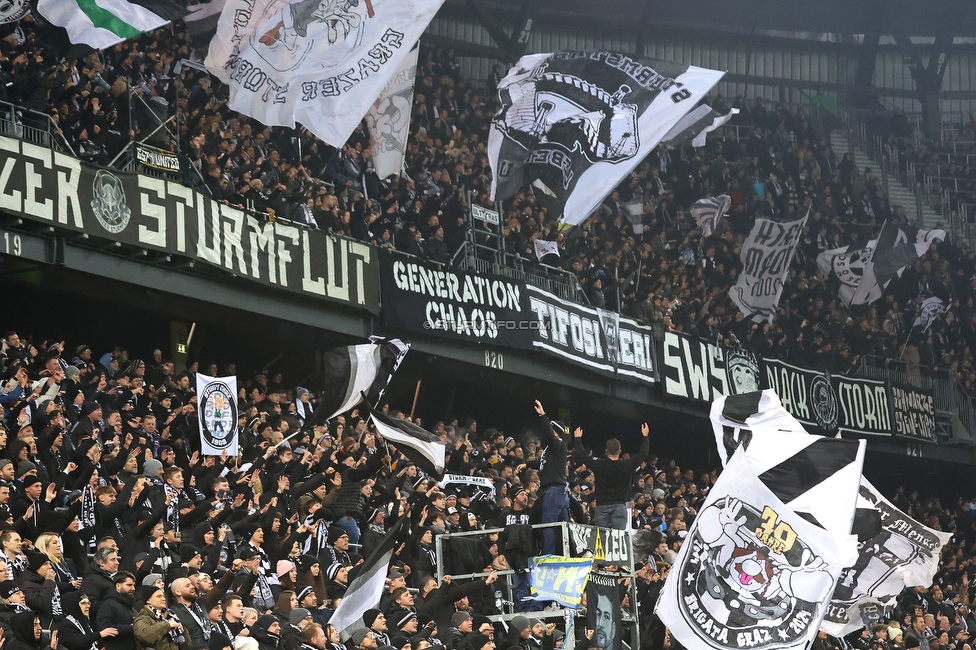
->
[571,422,649,530]
[532,400,568,556]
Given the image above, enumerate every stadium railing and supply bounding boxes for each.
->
[0,100,75,157]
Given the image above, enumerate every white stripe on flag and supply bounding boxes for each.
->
[329,344,380,423]
[371,417,445,474]
[330,518,406,632]
[37,0,170,49]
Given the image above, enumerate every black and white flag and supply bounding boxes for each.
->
[913,296,946,332]
[367,406,446,477]
[822,479,951,636]
[661,106,739,148]
[710,390,864,535]
[656,447,858,650]
[534,239,560,261]
[729,213,807,323]
[310,337,409,426]
[622,198,644,234]
[366,45,418,179]
[196,374,239,455]
[205,0,445,147]
[488,52,724,226]
[596,308,621,368]
[816,242,875,305]
[330,516,408,632]
[185,0,225,48]
[852,222,946,304]
[690,194,731,237]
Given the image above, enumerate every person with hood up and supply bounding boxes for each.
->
[57,591,119,650]
[250,615,282,650]
[17,552,59,623]
[134,586,191,650]
[6,611,47,650]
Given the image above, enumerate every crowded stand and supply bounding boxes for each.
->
[0,16,973,389]
[0,9,973,650]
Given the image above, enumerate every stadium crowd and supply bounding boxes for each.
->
[0,331,970,650]
[0,17,973,391]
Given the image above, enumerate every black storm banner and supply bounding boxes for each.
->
[379,252,532,349]
[832,375,891,437]
[662,331,760,402]
[889,383,937,442]
[762,359,839,435]
[0,137,380,312]
[526,285,656,384]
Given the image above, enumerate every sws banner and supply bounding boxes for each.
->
[889,383,937,442]
[661,331,760,402]
[380,252,532,348]
[0,137,380,313]
[526,285,656,384]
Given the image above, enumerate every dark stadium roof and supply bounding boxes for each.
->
[447,0,976,38]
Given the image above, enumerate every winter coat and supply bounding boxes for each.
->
[95,590,137,650]
[134,606,192,650]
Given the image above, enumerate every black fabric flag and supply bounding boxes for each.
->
[329,516,408,632]
[367,406,446,478]
[310,337,409,426]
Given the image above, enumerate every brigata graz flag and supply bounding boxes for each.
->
[656,448,858,650]
[205,0,445,147]
[310,337,409,426]
[196,374,239,455]
[488,52,724,226]
[822,479,951,637]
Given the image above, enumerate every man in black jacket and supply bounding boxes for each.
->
[170,576,211,650]
[571,423,649,530]
[95,572,136,650]
[531,401,567,555]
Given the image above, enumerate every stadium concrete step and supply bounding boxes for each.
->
[829,130,943,228]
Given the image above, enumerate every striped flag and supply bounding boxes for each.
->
[330,516,407,632]
[690,194,731,237]
[308,337,409,426]
[35,0,185,50]
[534,239,559,261]
[710,390,864,535]
[661,106,739,148]
[367,406,445,477]
[851,221,946,304]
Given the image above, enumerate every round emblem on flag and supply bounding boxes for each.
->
[90,170,131,234]
[810,375,838,432]
[0,0,28,25]
[200,381,237,450]
[677,496,834,650]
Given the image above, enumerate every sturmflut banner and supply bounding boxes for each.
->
[729,213,807,322]
[380,252,532,349]
[196,374,239,454]
[0,136,380,312]
[488,52,724,226]
[205,0,445,147]
[526,285,656,384]
[662,331,760,402]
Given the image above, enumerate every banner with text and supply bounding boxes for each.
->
[526,285,656,384]
[832,375,891,437]
[890,383,937,442]
[528,556,593,608]
[661,331,760,402]
[762,358,838,435]
[0,137,380,312]
[729,213,807,323]
[379,252,532,349]
[136,144,181,173]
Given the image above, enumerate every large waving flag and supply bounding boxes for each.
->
[690,194,731,237]
[309,337,409,426]
[367,406,445,477]
[35,0,185,50]
[488,52,724,226]
[330,516,407,632]
[816,242,875,305]
[205,0,445,147]
[851,221,946,304]
[366,45,418,179]
[656,447,859,650]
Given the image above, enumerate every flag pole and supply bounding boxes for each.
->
[408,380,422,420]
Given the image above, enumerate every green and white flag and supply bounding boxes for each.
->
[35,0,181,50]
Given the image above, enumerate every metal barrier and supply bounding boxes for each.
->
[433,522,643,650]
[859,355,976,444]
[0,100,74,156]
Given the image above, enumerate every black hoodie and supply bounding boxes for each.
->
[6,610,42,650]
[57,592,100,650]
